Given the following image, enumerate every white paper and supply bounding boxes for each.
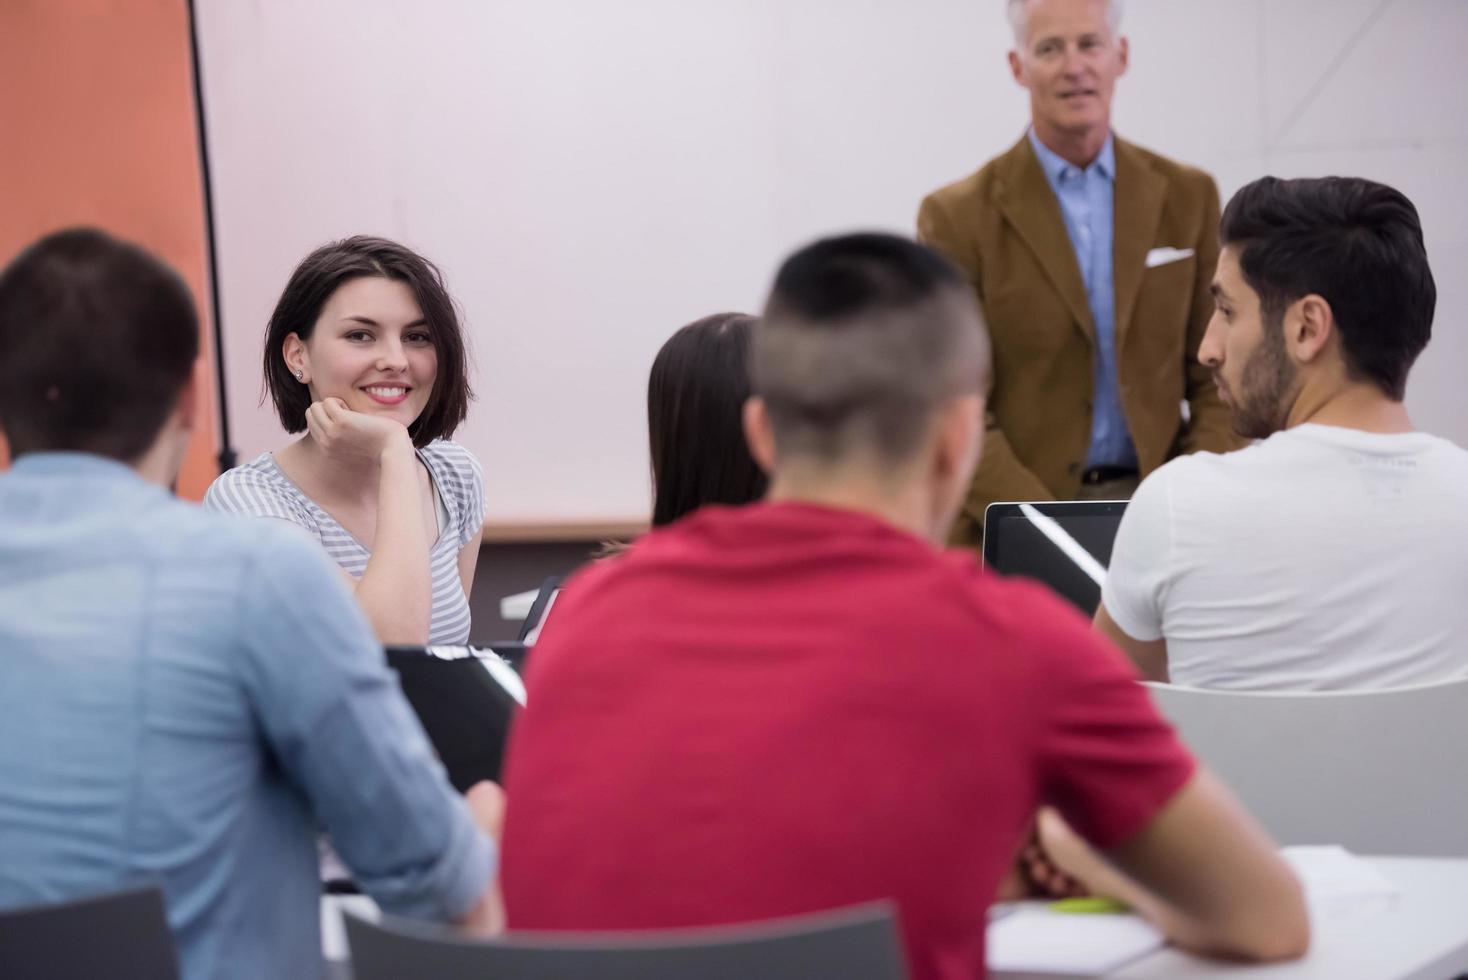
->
[1281,845,1400,919]
[987,905,1164,975]
[1144,246,1195,268]
[500,587,539,621]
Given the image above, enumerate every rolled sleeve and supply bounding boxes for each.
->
[234,527,494,920]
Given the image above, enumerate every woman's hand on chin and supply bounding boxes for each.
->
[306,396,412,464]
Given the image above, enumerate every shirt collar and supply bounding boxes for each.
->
[8,450,153,484]
[1028,127,1115,183]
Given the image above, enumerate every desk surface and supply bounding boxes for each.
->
[991,856,1468,980]
[327,857,1468,980]
[1112,856,1468,980]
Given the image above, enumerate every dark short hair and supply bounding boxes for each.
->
[0,228,198,461]
[263,236,472,447]
[647,313,768,527]
[1220,176,1435,401]
[754,232,989,464]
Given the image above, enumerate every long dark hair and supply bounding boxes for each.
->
[647,313,768,527]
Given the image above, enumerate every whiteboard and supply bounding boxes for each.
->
[195,0,1468,525]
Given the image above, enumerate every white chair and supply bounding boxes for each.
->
[1145,677,1468,857]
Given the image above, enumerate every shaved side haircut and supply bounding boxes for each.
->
[754,232,990,466]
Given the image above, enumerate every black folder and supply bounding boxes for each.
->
[383,644,526,791]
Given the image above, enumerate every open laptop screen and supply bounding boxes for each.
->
[981,501,1127,615]
[517,575,564,645]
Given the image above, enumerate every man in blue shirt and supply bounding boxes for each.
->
[0,229,501,980]
[919,0,1242,548]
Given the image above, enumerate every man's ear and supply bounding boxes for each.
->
[1115,34,1130,76]
[174,362,201,433]
[1008,48,1027,88]
[926,393,984,545]
[742,397,777,475]
[1288,294,1334,365]
[935,394,984,485]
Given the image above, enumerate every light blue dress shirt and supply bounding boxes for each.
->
[1028,129,1137,470]
[0,453,494,980]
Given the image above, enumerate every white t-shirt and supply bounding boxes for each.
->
[1101,424,1468,691]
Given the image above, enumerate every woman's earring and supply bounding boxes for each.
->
[294,369,304,382]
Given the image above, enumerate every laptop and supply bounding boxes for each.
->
[981,500,1128,615]
[384,644,527,791]
[381,575,568,791]
[516,575,564,646]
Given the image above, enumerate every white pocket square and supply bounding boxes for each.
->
[1145,246,1195,269]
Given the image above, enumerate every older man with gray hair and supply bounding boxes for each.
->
[920,0,1241,549]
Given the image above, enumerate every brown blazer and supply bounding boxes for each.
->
[918,133,1243,548]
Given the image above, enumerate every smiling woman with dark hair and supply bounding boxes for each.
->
[646,312,768,528]
[205,236,484,645]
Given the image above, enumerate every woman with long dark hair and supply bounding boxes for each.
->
[646,313,768,527]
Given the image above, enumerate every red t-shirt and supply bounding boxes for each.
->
[502,502,1194,980]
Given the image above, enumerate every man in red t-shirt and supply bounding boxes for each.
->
[502,233,1307,979]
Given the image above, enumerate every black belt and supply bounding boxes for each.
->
[1081,466,1138,485]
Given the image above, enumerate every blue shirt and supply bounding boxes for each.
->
[0,453,494,980]
[1028,129,1137,470]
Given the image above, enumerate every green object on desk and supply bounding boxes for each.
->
[1047,896,1130,914]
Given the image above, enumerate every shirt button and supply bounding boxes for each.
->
[1067,462,1081,475]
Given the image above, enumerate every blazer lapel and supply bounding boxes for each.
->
[993,137,1094,343]
[1112,137,1167,348]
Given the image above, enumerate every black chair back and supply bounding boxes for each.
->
[0,886,179,980]
[345,902,907,980]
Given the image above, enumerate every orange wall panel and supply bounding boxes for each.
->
[0,0,221,497]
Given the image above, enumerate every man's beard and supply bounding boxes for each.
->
[1222,316,1296,440]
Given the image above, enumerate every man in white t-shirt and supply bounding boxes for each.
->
[1097,175,1468,691]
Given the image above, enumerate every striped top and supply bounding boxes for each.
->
[204,440,486,644]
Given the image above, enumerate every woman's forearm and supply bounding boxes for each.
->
[355,439,434,643]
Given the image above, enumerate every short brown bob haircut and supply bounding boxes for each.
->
[0,228,198,462]
[262,236,473,447]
